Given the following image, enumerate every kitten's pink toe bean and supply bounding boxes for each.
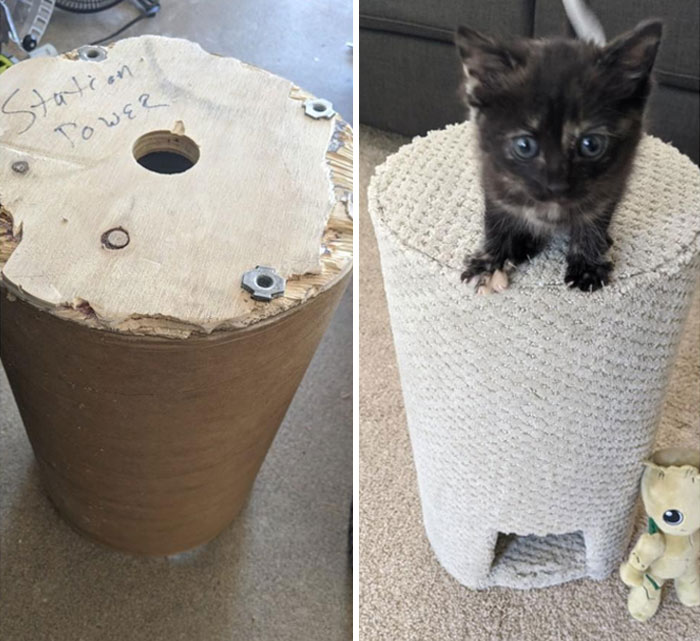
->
[476,284,493,295]
[490,270,509,292]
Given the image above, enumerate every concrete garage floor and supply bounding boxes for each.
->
[0,3,352,641]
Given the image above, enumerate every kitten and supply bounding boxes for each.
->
[456,20,662,293]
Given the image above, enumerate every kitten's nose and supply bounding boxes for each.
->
[546,181,568,197]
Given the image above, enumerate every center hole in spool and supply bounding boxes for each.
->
[256,274,274,289]
[133,131,200,175]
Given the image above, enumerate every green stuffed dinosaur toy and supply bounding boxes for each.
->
[620,448,700,622]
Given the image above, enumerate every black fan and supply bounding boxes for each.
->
[56,0,125,12]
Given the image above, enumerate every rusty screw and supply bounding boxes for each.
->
[102,227,130,250]
[12,161,29,174]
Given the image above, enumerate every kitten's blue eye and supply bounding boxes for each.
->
[578,134,608,159]
[511,135,539,160]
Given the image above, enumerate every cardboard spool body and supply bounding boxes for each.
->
[0,36,353,554]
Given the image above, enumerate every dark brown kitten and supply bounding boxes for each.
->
[456,20,662,292]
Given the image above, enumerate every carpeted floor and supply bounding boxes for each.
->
[359,125,700,641]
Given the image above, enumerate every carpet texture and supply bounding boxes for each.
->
[359,125,700,639]
[367,121,700,589]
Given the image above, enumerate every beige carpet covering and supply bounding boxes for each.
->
[359,125,700,640]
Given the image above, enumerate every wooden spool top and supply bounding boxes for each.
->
[0,36,352,338]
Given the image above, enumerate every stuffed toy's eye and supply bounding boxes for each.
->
[578,134,608,159]
[512,135,539,160]
[662,509,684,525]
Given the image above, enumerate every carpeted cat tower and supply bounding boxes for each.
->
[368,121,700,589]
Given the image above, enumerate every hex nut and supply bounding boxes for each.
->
[304,99,335,120]
[241,266,286,302]
[78,45,107,62]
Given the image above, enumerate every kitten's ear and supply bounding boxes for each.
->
[455,26,527,104]
[600,20,662,90]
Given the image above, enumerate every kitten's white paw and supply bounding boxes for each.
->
[490,269,509,292]
[471,270,509,295]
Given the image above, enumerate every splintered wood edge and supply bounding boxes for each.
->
[0,65,352,340]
